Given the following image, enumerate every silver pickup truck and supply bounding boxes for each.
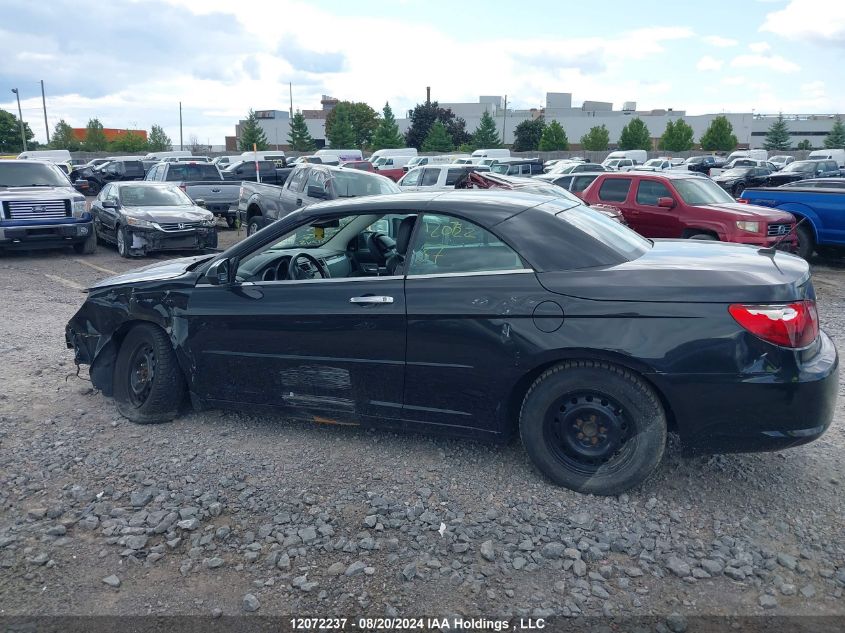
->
[144,161,241,227]
[0,160,95,254]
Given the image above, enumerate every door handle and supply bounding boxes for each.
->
[349,296,393,304]
[296,198,302,206]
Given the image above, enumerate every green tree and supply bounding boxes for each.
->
[823,117,845,149]
[239,109,269,151]
[471,111,501,149]
[512,118,545,152]
[82,118,108,151]
[763,114,791,151]
[50,119,81,151]
[580,125,610,151]
[618,117,652,151]
[109,131,148,152]
[287,110,315,152]
[404,101,467,149]
[324,101,378,149]
[699,116,738,152]
[327,108,356,148]
[658,119,695,152]
[796,139,813,150]
[147,124,172,151]
[370,102,405,150]
[0,109,34,152]
[538,120,570,151]
[421,121,454,152]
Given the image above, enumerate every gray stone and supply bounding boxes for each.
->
[125,535,148,550]
[759,594,778,609]
[665,556,691,578]
[242,593,260,612]
[402,562,417,581]
[777,553,798,571]
[204,557,225,569]
[327,562,345,576]
[299,527,317,544]
[591,583,610,599]
[177,518,200,531]
[666,613,688,633]
[569,512,595,530]
[725,567,745,581]
[541,542,565,560]
[277,553,291,570]
[513,557,527,570]
[780,584,797,596]
[102,575,121,588]
[573,559,587,576]
[625,566,644,577]
[345,561,367,576]
[363,515,378,528]
[800,584,816,598]
[700,559,723,575]
[480,540,495,562]
[130,490,154,507]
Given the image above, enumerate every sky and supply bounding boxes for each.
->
[1,0,843,145]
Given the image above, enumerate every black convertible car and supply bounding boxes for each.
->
[66,190,838,495]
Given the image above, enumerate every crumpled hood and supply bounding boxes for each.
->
[123,205,213,224]
[89,254,214,289]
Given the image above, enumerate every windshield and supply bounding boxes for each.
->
[685,157,704,164]
[644,159,663,167]
[718,168,752,177]
[272,216,357,248]
[548,161,577,174]
[555,203,651,260]
[0,162,70,187]
[770,156,788,163]
[119,186,193,206]
[782,162,816,173]
[166,164,221,180]
[673,178,736,204]
[328,171,400,197]
[491,163,511,174]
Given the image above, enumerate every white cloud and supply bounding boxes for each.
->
[748,41,771,53]
[696,55,724,71]
[722,76,747,86]
[702,35,738,47]
[730,54,800,72]
[761,0,845,43]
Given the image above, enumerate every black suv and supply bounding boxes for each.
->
[767,159,840,186]
[71,159,146,196]
[489,158,545,176]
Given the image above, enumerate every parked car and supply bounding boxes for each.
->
[164,156,212,163]
[238,164,400,236]
[767,160,840,186]
[489,158,545,176]
[398,164,489,192]
[538,172,603,198]
[66,189,838,496]
[0,160,94,254]
[726,149,768,163]
[604,149,647,165]
[314,149,363,162]
[369,148,417,163]
[712,166,773,197]
[70,159,146,196]
[768,155,795,170]
[221,160,293,185]
[470,148,510,160]
[145,161,241,227]
[143,150,191,161]
[779,178,845,190]
[239,151,287,167]
[741,186,845,259]
[682,155,719,174]
[545,161,606,176]
[580,172,797,249]
[602,158,636,172]
[372,155,416,181]
[90,182,217,258]
[710,158,775,177]
[341,160,375,172]
[212,156,244,169]
[634,158,673,172]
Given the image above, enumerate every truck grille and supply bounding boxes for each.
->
[3,199,71,221]
[157,221,201,232]
[767,223,792,237]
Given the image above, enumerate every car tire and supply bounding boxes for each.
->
[796,223,815,260]
[116,225,131,258]
[247,216,263,236]
[72,230,97,255]
[688,233,717,240]
[87,180,101,196]
[519,360,666,495]
[113,323,186,424]
[226,217,236,229]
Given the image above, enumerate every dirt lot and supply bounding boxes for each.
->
[0,226,844,625]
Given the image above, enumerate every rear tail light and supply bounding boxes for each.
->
[737,198,749,204]
[729,300,819,348]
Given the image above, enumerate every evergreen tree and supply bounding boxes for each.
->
[538,120,569,151]
[109,132,148,152]
[471,111,501,148]
[658,119,695,152]
[327,108,356,148]
[404,101,467,149]
[0,109,35,152]
[370,102,405,150]
[287,111,316,152]
[83,118,108,151]
[421,121,453,152]
[147,124,172,151]
[796,139,813,150]
[763,114,791,151]
[580,125,610,151]
[823,117,845,149]
[699,116,738,151]
[324,101,378,149]
[512,118,546,152]
[239,109,269,151]
[618,117,652,151]
[50,119,81,151]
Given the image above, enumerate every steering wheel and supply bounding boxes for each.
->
[366,232,396,266]
[288,252,328,280]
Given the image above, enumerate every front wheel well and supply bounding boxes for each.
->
[89,320,172,396]
[681,228,719,239]
[503,356,678,438]
[247,204,263,221]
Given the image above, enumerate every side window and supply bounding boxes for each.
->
[420,168,440,187]
[572,175,596,192]
[444,169,464,186]
[400,169,421,187]
[635,180,671,206]
[98,184,112,201]
[305,169,327,194]
[598,178,632,202]
[407,213,524,276]
[287,168,308,192]
[105,185,119,203]
[554,176,573,188]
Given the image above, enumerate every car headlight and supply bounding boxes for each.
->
[201,216,216,227]
[736,221,760,233]
[72,199,86,217]
[126,217,156,229]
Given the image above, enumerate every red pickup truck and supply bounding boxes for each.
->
[580,172,797,249]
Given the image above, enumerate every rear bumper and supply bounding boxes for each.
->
[205,203,237,218]
[652,331,838,453]
[0,218,93,249]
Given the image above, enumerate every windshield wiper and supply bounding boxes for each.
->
[26,183,55,187]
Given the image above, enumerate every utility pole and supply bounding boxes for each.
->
[289,82,293,118]
[426,86,431,105]
[179,102,183,151]
[11,88,26,151]
[40,80,50,144]
[502,95,508,146]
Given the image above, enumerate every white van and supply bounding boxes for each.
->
[314,149,363,162]
[369,148,417,162]
[212,155,244,168]
[372,155,415,170]
[726,149,768,162]
[808,149,845,168]
[471,148,510,159]
[144,150,191,161]
[604,150,647,165]
[17,149,71,162]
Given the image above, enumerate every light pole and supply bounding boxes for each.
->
[11,88,27,151]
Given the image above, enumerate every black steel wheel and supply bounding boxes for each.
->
[520,360,666,495]
[113,323,185,424]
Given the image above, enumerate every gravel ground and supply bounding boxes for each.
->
[1,228,844,624]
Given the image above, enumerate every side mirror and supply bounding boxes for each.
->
[195,198,207,208]
[307,185,328,199]
[657,197,675,208]
[205,259,231,285]
[102,200,118,209]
